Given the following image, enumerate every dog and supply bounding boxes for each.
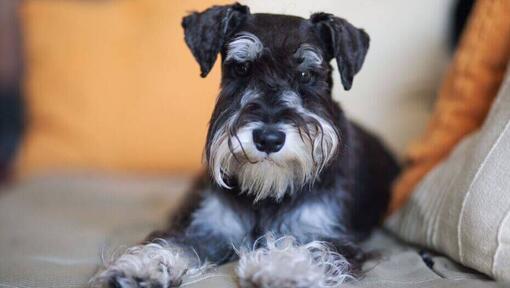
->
[90,3,399,288]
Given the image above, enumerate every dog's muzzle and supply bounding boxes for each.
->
[207,90,339,201]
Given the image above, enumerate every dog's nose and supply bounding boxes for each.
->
[252,128,286,153]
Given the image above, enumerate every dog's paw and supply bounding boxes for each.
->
[236,235,353,288]
[90,242,198,288]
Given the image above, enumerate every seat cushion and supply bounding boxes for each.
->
[0,174,190,287]
[0,174,499,287]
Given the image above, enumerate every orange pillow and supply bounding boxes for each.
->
[389,0,510,214]
[16,0,230,177]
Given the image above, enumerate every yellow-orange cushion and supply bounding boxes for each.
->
[389,0,510,214]
[16,0,230,177]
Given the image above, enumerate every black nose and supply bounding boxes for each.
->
[252,128,286,154]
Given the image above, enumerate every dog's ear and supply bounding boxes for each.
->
[310,13,369,90]
[182,3,250,77]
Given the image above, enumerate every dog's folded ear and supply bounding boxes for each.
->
[182,3,250,78]
[310,13,369,91]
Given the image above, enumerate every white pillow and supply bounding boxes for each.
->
[241,0,455,156]
[386,67,510,282]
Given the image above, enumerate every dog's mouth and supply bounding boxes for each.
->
[248,155,283,166]
[232,150,282,166]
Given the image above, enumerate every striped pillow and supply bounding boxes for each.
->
[387,66,510,282]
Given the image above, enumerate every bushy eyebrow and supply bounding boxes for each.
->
[294,44,323,68]
[226,32,263,62]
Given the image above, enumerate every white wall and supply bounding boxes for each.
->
[241,0,455,156]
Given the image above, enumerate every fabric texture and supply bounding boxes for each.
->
[389,0,510,213]
[387,65,510,282]
[0,174,501,288]
[15,0,229,177]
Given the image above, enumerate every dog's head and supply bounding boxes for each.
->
[182,3,369,201]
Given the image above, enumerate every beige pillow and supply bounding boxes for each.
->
[386,65,510,282]
[15,0,229,177]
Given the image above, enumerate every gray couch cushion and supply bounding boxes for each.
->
[0,174,501,287]
[387,64,510,283]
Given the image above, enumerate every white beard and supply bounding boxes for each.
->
[208,116,338,201]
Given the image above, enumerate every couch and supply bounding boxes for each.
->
[0,0,507,287]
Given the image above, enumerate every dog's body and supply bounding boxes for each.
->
[91,4,399,288]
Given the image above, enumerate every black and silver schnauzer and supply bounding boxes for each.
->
[91,3,399,288]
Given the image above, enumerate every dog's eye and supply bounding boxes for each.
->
[297,71,312,84]
[233,62,252,77]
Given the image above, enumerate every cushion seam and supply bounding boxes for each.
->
[492,199,510,277]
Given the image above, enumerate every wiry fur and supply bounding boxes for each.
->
[226,32,264,62]
[271,200,347,242]
[190,193,249,242]
[90,240,208,288]
[208,89,339,201]
[295,44,324,69]
[237,235,352,288]
[91,5,400,288]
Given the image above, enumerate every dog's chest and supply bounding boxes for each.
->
[254,200,344,242]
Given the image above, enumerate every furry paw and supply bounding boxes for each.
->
[236,235,353,288]
[90,241,203,288]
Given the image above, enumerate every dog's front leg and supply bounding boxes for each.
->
[236,235,354,288]
[235,201,364,288]
[90,192,251,288]
[89,238,200,288]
